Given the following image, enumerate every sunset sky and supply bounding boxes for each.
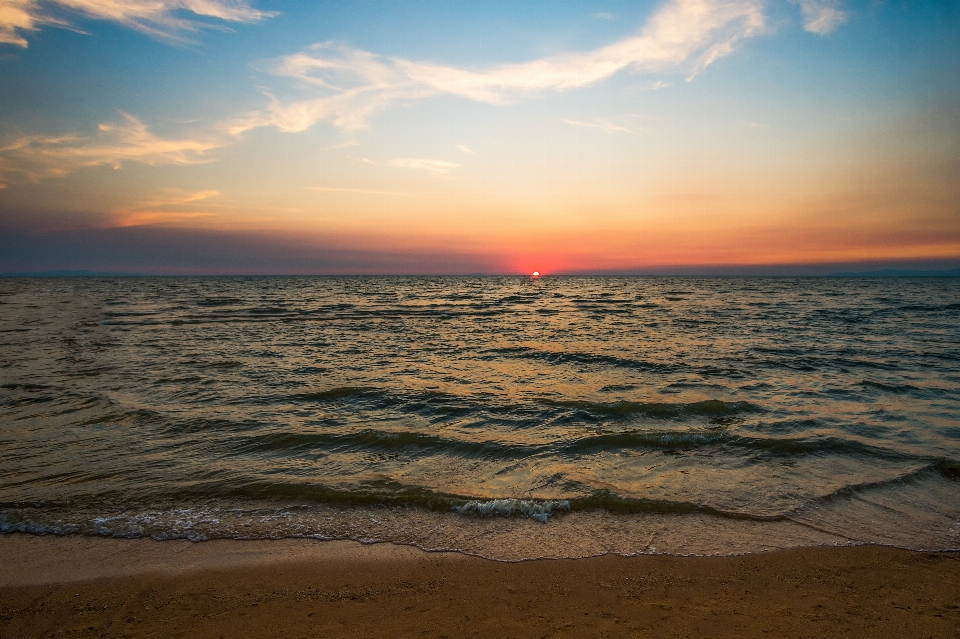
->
[1,0,958,274]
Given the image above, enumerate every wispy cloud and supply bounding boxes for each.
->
[591,12,617,21]
[308,186,411,196]
[642,80,673,90]
[457,144,475,154]
[792,0,847,35]
[139,189,220,207]
[353,156,460,176]
[112,210,216,227]
[564,118,635,134]
[387,158,460,175]
[0,0,55,47]
[230,0,768,134]
[0,112,223,184]
[107,188,220,227]
[0,0,275,47]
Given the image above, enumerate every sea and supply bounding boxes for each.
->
[1,276,958,561]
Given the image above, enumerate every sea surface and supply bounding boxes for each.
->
[1,276,958,560]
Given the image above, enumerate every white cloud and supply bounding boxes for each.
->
[457,144,475,154]
[793,0,847,35]
[564,118,635,134]
[591,12,617,21]
[642,80,673,90]
[0,0,274,47]
[0,112,223,183]
[230,0,767,134]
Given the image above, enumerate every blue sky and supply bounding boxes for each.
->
[1,0,958,274]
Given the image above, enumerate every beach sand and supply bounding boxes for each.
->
[1,534,958,638]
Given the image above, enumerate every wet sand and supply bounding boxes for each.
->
[1,534,958,638]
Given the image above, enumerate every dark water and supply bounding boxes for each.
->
[1,276,958,560]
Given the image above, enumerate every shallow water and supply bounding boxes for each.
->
[1,276,958,559]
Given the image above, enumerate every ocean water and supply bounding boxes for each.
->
[1,276,958,560]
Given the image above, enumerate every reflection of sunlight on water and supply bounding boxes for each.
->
[1,276,959,556]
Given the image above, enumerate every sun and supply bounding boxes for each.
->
[531,271,540,278]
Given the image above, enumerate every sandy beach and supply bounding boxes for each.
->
[1,535,958,638]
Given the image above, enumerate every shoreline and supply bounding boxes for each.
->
[2,534,959,637]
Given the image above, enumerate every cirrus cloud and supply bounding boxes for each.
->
[564,118,636,134]
[229,0,768,134]
[0,112,223,185]
[387,158,460,175]
[0,0,274,47]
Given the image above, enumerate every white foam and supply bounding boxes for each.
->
[455,499,571,522]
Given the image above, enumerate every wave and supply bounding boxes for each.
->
[104,303,518,326]
[898,303,960,312]
[258,388,769,425]
[566,491,782,520]
[228,423,919,465]
[196,297,246,307]
[480,346,676,373]
[233,429,541,460]
[2,459,957,548]
[455,499,571,522]
[287,387,375,402]
[791,459,960,508]
[542,398,762,419]
[859,380,920,393]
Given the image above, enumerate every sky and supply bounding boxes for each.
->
[0,0,958,275]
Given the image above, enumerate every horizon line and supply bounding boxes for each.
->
[4,268,960,278]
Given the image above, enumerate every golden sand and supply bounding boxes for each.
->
[1,535,958,638]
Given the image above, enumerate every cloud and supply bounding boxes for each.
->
[308,186,411,196]
[792,0,847,35]
[105,188,221,227]
[0,0,53,47]
[564,118,635,134]
[353,156,460,176]
[0,0,275,47]
[230,0,767,134]
[0,112,223,183]
[642,80,673,90]
[457,144,475,154]
[112,210,215,227]
[139,189,220,207]
[387,158,460,175]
